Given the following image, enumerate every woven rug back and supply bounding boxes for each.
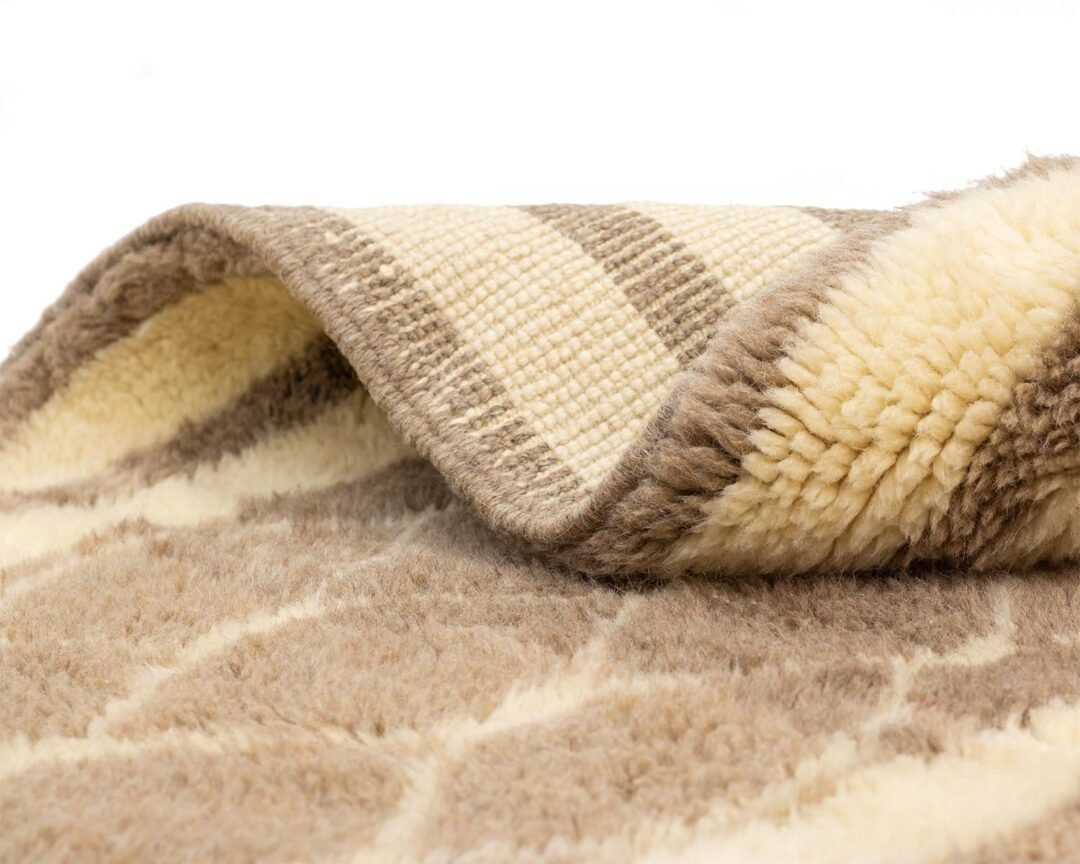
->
[5,157,1080,861]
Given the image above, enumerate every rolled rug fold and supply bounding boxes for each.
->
[5,156,1080,862]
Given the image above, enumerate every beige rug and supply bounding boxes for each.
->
[4,157,1080,862]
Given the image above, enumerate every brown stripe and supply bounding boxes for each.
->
[913,308,1080,566]
[0,228,267,446]
[521,204,732,365]
[800,206,887,232]
[129,335,359,482]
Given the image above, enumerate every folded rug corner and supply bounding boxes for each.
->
[4,154,1080,862]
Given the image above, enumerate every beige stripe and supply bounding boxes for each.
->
[0,391,412,568]
[0,720,376,784]
[0,725,268,784]
[672,164,1080,575]
[629,203,838,304]
[331,206,680,486]
[0,277,323,493]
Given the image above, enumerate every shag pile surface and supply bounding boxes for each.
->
[5,157,1080,862]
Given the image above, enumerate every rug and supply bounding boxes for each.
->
[4,156,1080,862]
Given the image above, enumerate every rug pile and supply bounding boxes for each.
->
[4,157,1080,861]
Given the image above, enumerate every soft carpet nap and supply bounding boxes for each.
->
[4,157,1080,862]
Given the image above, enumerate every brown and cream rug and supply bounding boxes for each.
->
[5,157,1080,862]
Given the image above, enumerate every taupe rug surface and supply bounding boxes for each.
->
[5,157,1080,862]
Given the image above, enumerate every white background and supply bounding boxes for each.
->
[2,0,1079,357]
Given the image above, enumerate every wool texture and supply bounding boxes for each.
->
[5,157,1080,861]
